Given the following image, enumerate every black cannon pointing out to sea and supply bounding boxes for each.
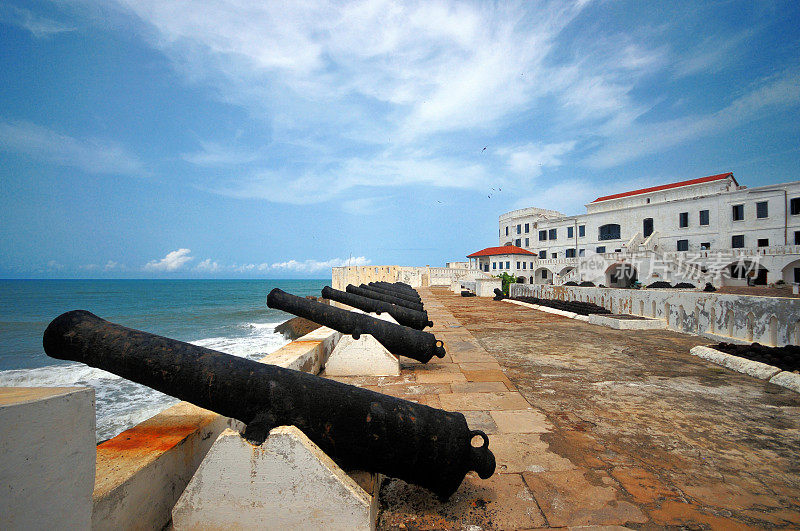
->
[268,288,443,363]
[42,310,495,500]
[321,285,433,330]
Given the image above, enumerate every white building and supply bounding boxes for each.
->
[470,172,800,287]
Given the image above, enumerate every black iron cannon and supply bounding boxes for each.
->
[321,286,433,330]
[43,310,495,500]
[347,285,425,312]
[366,283,421,304]
[372,282,421,300]
[493,288,506,301]
[268,288,443,363]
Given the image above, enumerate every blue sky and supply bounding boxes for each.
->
[1,1,799,278]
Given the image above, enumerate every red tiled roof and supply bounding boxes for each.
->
[591,172,736,203]
[467,245,535,258]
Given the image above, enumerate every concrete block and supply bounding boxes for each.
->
[172,427,379,530]
[476,278,502,297]
[0,387,95,530]
[689,346,782,381]
[769,371,800,393]
[450,279,461,293]
[588,314,667,330]
[325,334,401,376]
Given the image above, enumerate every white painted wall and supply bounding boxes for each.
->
[510,283,800,347]
[0,387,95,530]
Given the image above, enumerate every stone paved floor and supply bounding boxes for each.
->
[330,288,800,529]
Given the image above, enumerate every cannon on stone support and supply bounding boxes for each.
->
[372,282,421,300]
[366,283,421,304]
[352,284,425,312]
[347,285,426,313]
[321,286,433,330]
[43,310,495,501]
[268,288,443,363]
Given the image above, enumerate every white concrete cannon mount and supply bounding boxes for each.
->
[172,426,381,530]
[324,310,400,377]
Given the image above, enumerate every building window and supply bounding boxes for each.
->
[515,238,521,247]
[643,218,653,237]
[524,223,530,233]
[579,249,585,257]
[522,262,526,270]
[598,224,620,241]
[700,242,711,250]
[541,270,548,279]
[731,235,744,248]
[566,248,575,258]
[677,239,689,251]
[498,262,502,270]
[596,246,606,253]
[505,261,510,269]
[756,201,768,219]
[732,204,744,221]
[791,198,800,215]
[679,212,689,228]
[567,226,574,238]
[505,226,509,236]
[551,252,557,259]
[549,228,557,240]
[525,237,529,247]
[539,230,547,241]
[646,198,650,203]
[758,238,769,247]
[484,264,489,272]
[699,210,709,226]
[516,261,520,269]
[530,262,533,269]
[492,262,496,270]
[516,224,521,234]
[539,250,546,259]
[795,231,800,245]
[578,225,585,237]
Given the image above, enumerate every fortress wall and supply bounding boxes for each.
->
[511,284,800,347]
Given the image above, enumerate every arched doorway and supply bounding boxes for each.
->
[534,267,553,285]
[605,262,638,288]
[725,260,768,286]
[781,259,800,284]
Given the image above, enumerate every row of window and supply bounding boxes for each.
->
[504,196,800,242]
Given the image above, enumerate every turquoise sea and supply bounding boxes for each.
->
[0,279,328,441]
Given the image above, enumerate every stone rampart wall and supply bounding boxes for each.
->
[510,284,800,346]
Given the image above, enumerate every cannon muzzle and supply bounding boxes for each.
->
[321,286,433,330]
[268,288,444,362]
[43,310,495,500]
[365,283,421,304]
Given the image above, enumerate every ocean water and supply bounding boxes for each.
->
[0,279,328,441]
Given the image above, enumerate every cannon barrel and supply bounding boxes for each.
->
[366,283,421,304]
[321,286,433,330]
[372,282,421,299]
[352,284,425,312]
[347,285,425,312]
[43,310,494,500]
[268,288,443,363]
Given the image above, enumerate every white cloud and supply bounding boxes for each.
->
[270,256,371,273]
[674,32,752,78]
[181,141,260,166]
[194,258,221,273]
[0,120,145,176]
[587,68,800,168]
[496,141,577,177]
[144,248,194,272]
[104,260,124,271]
[0,5,76,38]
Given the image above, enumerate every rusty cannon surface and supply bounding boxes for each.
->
[347,284,425,312]
[321,286,433,330]
[366,283,421,304]
[268,288,443,363]
[371,282,421,300]
[43,310,495,500]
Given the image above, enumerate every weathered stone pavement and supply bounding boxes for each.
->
[330,287,800,529]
